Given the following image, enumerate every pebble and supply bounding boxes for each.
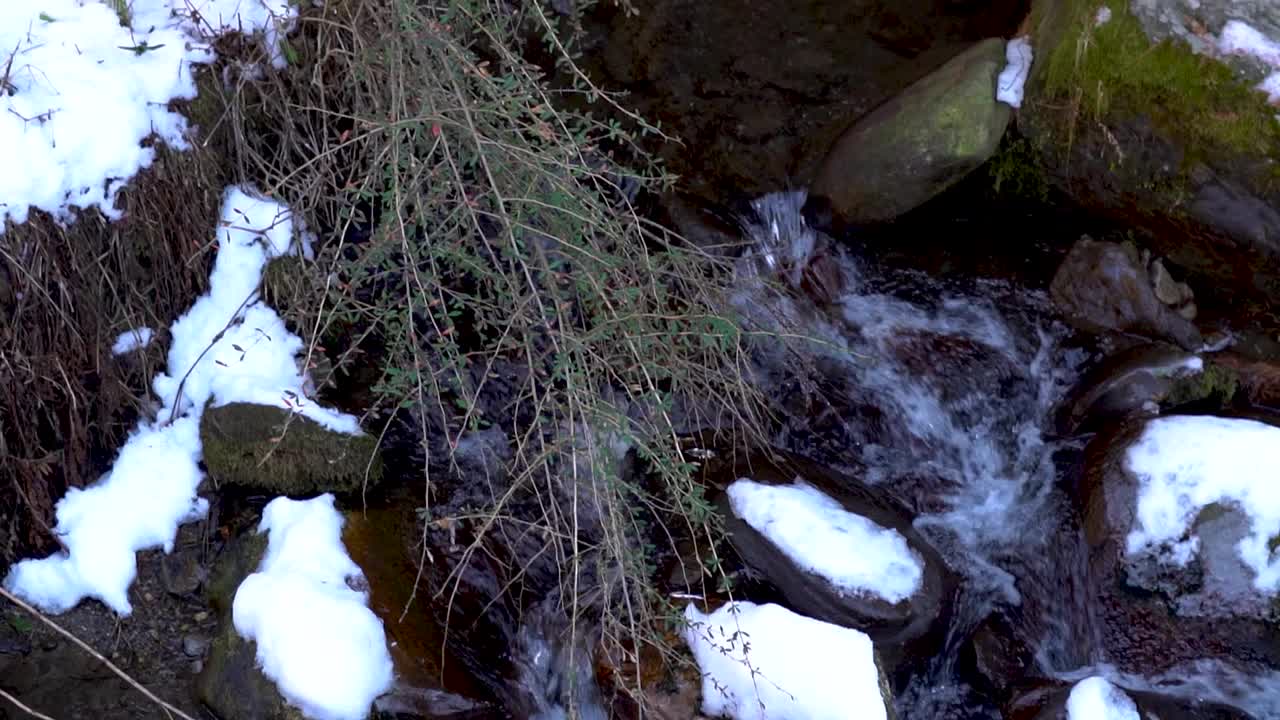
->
[182,634,210,658]
[193,611,209,623]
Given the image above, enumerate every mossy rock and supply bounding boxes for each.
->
[206,531,268,614]
[197,617,307,720]
[1021,0,1280,304]
[810,37,1012,223]
[1165,362,1241,407]
[200,403,382,496]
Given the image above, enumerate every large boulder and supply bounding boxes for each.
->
[573,0,1027,203]
[809,37,1013,223]
[1020,0,1280,306]
[200,403,382,495]
[1074,416,1280,701]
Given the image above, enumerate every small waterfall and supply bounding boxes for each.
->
[733,192,1093,713]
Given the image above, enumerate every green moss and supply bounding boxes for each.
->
[987,136,1051,200]
[200,403,383,496]
[1165,362,1240,407]
[1033,0,1280,167]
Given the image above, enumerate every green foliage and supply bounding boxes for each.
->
[221,0,767,704]
[1035,0,1280,163]
[987,136,1050,200]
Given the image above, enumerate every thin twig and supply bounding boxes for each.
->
[0,587,196,720]
[0,688,59,720]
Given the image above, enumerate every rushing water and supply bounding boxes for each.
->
[734,192,1104,716]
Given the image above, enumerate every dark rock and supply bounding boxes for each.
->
[205,531,267,615]
[1215,353,1280,410]
[1075,419,1280,683]
[160,547,207,597]
[810,37,1012,224]
[963,611,1035,697]
[371,682,494,719]
[710,452,953,673]
[576,0,1026,203]
[1049,237,1202,349]
[183,634,210,658]
[1055,343,1208,435]
[1014,679,1253,720]
[200,402,382,496]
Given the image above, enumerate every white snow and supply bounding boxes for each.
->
[997,36,1034,109]
[1125,415,1280,592]
[1094,6,1113,27]
[727,479,923,603]
[233,495,393,720]
[1217,20,1280,104]
[1067,676,1140,720]
[683,602,886,720]
[0,1,297,233]
[4,187,360,615]
[112,327,155,355]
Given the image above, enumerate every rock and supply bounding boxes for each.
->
[183,634,210,658]
[371,681,492,719]
[196,619,306,720]
[200,402,382,496]
[1014,679,1253,719]
[962,611,1035,697]
[711,452,952,673]
[1054,343,1217,435]
[809,37,1012,223]
[1075,419,1280,684]
[1215,353,1280,409]
[575,0,1027,204]
[1050,237,1202,349]
[160,547,207,597]
[1020,0,1280,307]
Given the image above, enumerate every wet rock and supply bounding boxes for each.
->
[963,611,1035,697]
[1055,343,1211,435]
[1049,237,1202,349]
[1020,0,1280,308]
[711,453,952,672]
[371,682,492,719]
[1013,680,1253,719]
[0,613,32,656]
[1076,419,1280,683]
[1215,353,1280,409]
[810,38,1012,224]
[200,402,382,496]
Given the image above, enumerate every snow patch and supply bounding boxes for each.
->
[727,479,923,603]
[1067,677,1140,720]
[112,328,155,355]
[1217,20,1280,103]
[997,37,1034,109]
[233,495,393,720]
[1094,6,1112,27]
[1125,415,1280,592]
[0,1,297,233]
[683,602,886,720]
[4,187,359,615]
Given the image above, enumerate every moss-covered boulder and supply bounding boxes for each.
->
[197,530,303,720]
[1020,0,1280,304]
[809,37,1012,223]
[200,403,382,495]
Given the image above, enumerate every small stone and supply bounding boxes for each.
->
[190,659,203,675]
[1177,301,1197,321]
[183,634,210,658]
[144,593,154,603]
[193,611,209,623]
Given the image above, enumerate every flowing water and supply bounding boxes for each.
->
[735,192,1104,716]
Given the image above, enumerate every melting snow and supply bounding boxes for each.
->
[683,602,887,720]
[1217,20,1280,104]
[997,37,1034,109]
[1067,677,1140,720]
[233,495,393,720]
[1125,415,1280,592]
[0,1,297,232]
[727,478,923,603]
[112,327,155,355]
[4,187,359,615]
